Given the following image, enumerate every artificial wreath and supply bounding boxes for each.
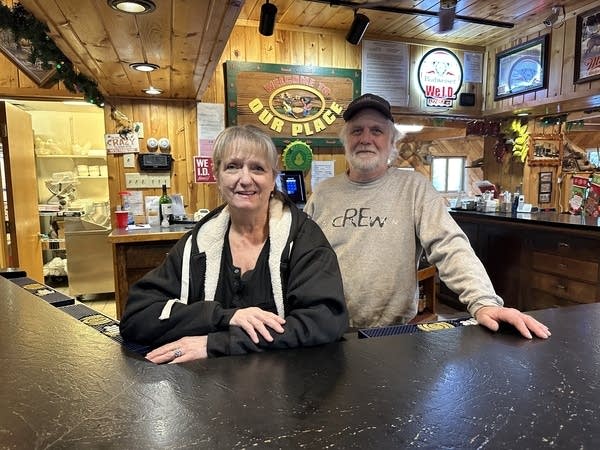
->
[282,140,313,171]
[0,2,104,106]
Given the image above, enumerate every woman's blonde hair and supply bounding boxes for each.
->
[212,125,280,179]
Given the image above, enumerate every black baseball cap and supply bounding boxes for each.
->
[342,93,393,122]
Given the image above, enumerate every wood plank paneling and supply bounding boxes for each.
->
[6,1,599,218]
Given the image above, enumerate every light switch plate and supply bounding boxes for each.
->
[123,153,136,168]
[125,172,141,188]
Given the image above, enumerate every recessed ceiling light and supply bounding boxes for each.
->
[142,86,163,95]
[516,112,530,116]
[129,62,160,72]
[107,0,156,14]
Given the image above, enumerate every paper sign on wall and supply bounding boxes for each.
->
[194,156,215,183]
[105,132,140,154]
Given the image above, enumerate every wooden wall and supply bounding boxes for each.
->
[197,25,362,210]
[1,1,595,228]
[481,119,598,213]
[482,136,525,196]
[102,99,203,220]
[0,0,75,100]
[0,18,485,216]
[194,24,484,210]
[484,4,600,116]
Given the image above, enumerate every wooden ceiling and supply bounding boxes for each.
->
[18,0,600,101]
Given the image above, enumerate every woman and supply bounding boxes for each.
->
[120,125,348,362]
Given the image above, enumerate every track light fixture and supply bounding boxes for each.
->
[438,0,457,33]
[107,0,156,14]
[259,0,278,36]
[346,11,370,45]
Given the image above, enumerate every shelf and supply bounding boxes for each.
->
[36,153,107,159]
[41,238,66,251]
[75,176,108,180]
[39,210,83,217]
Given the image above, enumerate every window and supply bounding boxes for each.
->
[586,148,600,167]
[431,156,466,193]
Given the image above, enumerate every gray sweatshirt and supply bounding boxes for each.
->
[305,167,503,328]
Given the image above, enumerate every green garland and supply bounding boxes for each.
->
[0,2,104,106]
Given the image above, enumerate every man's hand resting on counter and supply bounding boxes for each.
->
[474,306,551,339]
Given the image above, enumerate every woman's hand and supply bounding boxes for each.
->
[230,307,286,343]
[145,336,208,364]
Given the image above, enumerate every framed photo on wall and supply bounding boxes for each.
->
[539,171,553,204]
[494,35,549,100]
[574,6,600,83]
[529,135,562,166]
[0,29,56,87]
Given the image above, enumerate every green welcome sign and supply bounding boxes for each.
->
[224,61,361,147]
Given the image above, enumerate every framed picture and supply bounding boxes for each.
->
[0,29,56,87]
[538,192,551,204]
[538,171,553,204]
[494,35,549,100]
[529,135,562,166]
[574,6,600,83]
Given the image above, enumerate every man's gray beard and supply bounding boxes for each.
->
[346,152,385,172]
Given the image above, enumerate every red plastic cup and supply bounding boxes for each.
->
[115,210,129,228]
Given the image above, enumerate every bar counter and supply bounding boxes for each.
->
[444,209,600,313]
[1,276,598,449]
[449,209,600,232]
[108,225,191,318]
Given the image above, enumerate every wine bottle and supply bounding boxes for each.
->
[159,184,172,227]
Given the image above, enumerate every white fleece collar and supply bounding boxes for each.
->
[196,199,292,317]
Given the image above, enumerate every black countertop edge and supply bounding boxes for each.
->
[448,209,600,231]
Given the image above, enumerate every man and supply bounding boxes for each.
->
[305,93,550,339]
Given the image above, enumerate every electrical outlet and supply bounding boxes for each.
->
[123,153,136,168]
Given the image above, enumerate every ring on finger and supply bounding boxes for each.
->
[173,348,183,358]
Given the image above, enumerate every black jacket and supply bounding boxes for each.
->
[119,198,348,357]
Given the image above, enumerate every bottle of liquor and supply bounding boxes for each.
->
[159,184,172,227]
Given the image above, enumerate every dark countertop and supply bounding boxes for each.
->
[1,276,599,449]
[450,208,600,231]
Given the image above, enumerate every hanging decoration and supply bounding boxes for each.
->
[0,2,104,106]
[282,140,313,171]
[504,119,530,163]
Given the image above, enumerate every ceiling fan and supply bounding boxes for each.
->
[304,0,514,33]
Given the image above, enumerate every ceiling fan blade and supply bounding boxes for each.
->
[439,0,456,32]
